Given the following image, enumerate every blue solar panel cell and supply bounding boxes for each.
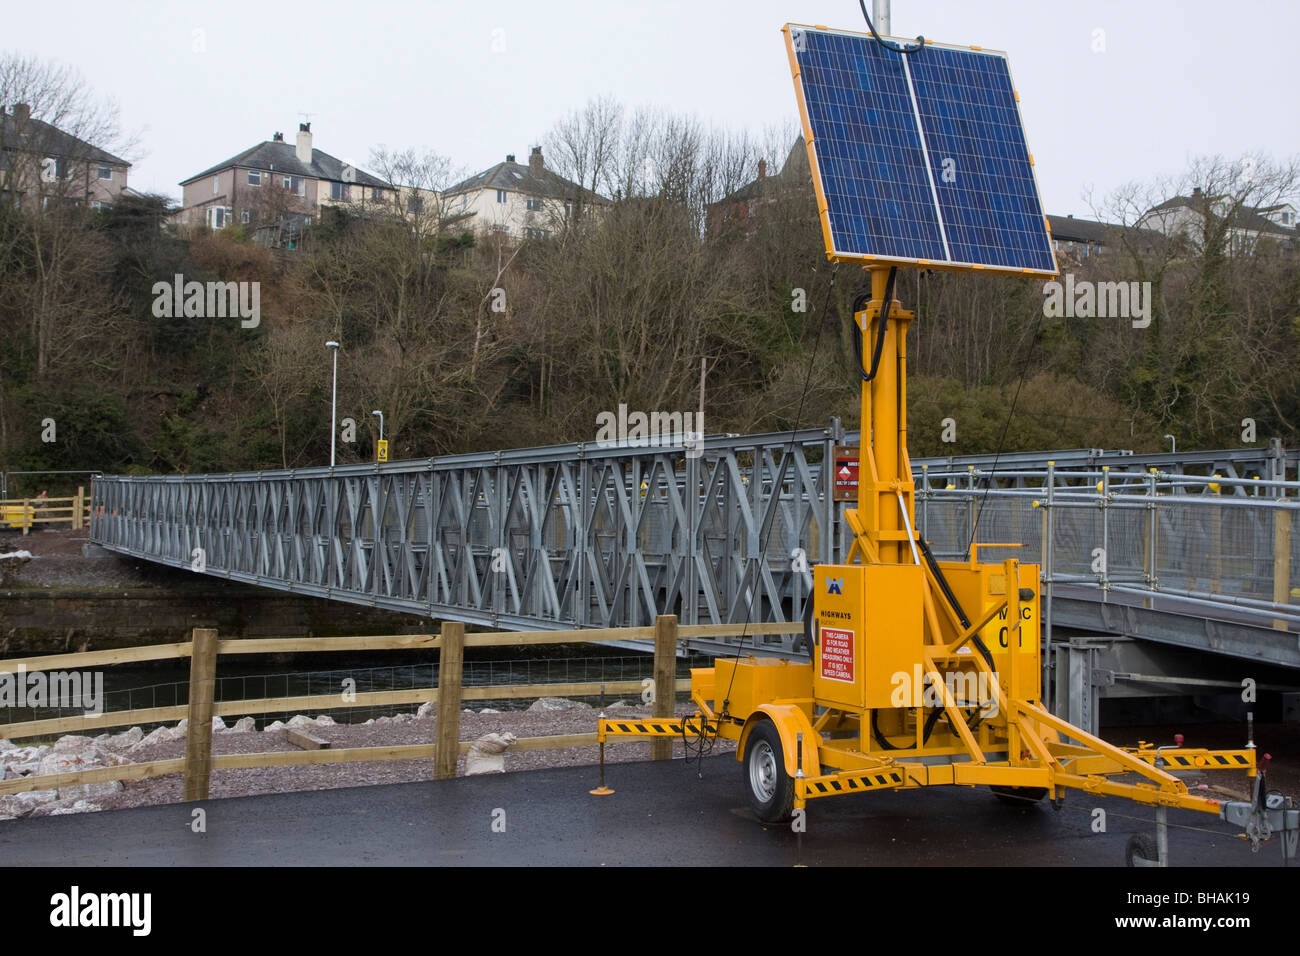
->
[793,27,945,262]
[786,25,1057,275]
[908,46,1056,273]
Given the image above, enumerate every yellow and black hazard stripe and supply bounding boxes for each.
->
[798,769,905,799]
[1133,750,1254,770]
[598,719,691,738]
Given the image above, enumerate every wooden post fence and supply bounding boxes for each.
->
[183,628,219,800]
[650,614,678,760]
[434,621,465,780]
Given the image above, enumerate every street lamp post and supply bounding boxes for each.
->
[371,410,384,442]
[326,341,340,466]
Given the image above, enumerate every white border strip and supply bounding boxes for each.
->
[901,54,951,263]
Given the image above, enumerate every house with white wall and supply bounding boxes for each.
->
[442,146,607,239]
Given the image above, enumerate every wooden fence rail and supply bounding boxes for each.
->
[0,488,90,534]
[0,619,801,801]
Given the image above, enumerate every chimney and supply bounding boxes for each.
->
[1192,186,1203,198]
[529,146,544,177]
[758,158,767,179]
[296,123,312,164]
[11,103,30,129]
[506,154,516,163]
[273,131,284,143]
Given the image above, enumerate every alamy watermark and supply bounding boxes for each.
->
[49,886,150,936]
[1042,274,1151,329]
[890,664,999,718]
[0,665,103,715]
[595,403,704,458]
[151,274,260,328]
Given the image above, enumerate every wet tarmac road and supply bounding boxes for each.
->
[0,755,1285,867]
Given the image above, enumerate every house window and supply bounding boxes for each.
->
[282,176,305,196]
[248,170,261,186]
[330,181,349,200]
[491,224,509,234]
[90,201,104,210]
[407,195,424,215]
[97,164,112,180]
[496,189,507,204]
[208,206,232,229]
[213,175,219,195]
[371,188,386,203]
[565,201,575,217]
[524,227,550,240]
[525,197,543,211]
[241,210,250,224]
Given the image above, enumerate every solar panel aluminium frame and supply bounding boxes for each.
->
[782,22,1059,277]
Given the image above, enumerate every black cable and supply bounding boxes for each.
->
[871,706,946,751]
[858,0,925,54]
[850,267,897,384]
[965,306,1049,555]
[712,264,840,741]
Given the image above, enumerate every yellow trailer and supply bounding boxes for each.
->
[596,264,1296,865]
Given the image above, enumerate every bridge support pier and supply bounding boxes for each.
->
[1055,641,1101,738]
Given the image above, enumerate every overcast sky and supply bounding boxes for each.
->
[7,0,1298,216]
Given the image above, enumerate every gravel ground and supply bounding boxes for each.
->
[94,702,737,812]
[0,528,164,589]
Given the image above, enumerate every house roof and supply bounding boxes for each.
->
[717,139,812,206]
[0,112,129,167]
[445,155,606,204]
[180,141,391,189]
[1047,214,1112,244]
[1145,194,1298,239]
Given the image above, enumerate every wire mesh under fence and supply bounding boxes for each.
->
[1155,501,1282,601]
[203,656,699,728]
[916,497,971,557]
[1042,500,1148,581]
[1047,503,1103,578]
[0,675,188,744]
[918,496,1043,567]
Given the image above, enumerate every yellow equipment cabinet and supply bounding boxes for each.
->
[812,563,922,710]
[938,556,1041,705]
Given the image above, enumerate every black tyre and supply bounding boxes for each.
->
[1125,833,1159,867]
[990,785,1048,807]
[743,721,795,823]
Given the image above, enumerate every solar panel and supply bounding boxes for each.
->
[784,24,1058,276]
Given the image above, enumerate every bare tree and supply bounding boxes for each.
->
[0,54,135,387]
[542,95,623,216]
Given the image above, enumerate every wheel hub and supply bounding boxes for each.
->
[749,740,777,802]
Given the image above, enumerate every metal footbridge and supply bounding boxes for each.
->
[89,421,1299,725]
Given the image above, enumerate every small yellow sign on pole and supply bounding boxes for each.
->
[377,439,388,463]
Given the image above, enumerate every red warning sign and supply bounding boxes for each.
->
[833,445,859,501]
[819,626,855,683]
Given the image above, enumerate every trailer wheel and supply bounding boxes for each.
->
[990,785,1048,806]
[744,721,795,823]
[1125,833,1159,867]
